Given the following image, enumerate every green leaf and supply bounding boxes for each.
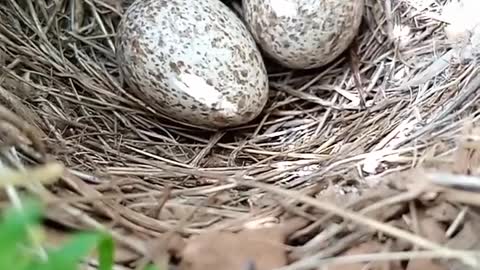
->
[0,202,42,243]
[0,203,42,269]
[0,200,115,270]
[144,264,160,270]
[96,232,115,270]
[34,231,114,270]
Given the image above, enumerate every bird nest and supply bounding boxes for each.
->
[2,0,480,269]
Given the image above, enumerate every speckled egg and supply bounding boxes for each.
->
[241,0,364,69]
[116,0,269,129]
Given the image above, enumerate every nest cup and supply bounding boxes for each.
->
[0,0,479,268]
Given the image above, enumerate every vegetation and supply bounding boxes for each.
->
[0,200,157,270]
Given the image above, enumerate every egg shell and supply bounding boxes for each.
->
[116,0,269,129]
[242,0,364,69]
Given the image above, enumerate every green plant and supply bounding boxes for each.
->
[0,161,159,270]
[0,200,112,270]
[0,200,158,270]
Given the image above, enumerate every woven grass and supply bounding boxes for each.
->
[1,0,480,269]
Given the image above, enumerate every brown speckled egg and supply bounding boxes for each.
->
[242,0,364,69]
[116,0,269,129]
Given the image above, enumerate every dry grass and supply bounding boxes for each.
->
[1,0,480,269]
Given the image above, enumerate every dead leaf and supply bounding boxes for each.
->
[425,202,459,223]
[443,220,480,270]
[169,217,307,270]
[326,241,402,270]
[446,220,480,250]
[406,258,448,270]
[417,212,447,244]
[176,229,286,270]
[405,212,448,270]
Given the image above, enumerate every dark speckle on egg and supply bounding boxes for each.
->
[116,0,269,129]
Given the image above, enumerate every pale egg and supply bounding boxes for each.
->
[116,0,269,129]
[242,0,364,69]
